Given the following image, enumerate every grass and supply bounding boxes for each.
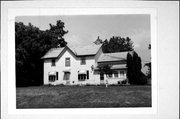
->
[16,85,151,108]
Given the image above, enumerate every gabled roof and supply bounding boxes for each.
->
[41,44,102,59]
[69,44,102,56]
[41,47,65,59]
[97,52,128,62]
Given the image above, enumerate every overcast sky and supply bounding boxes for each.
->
[16,15,151,73]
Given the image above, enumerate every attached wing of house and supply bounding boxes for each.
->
[41,44,129,85]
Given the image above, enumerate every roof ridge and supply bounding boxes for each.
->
[103,51,129,54]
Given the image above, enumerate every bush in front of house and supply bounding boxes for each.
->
[121,80,127,85]
[136,72,148,85]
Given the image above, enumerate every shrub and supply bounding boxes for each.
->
[121,80,127,85]
[137,72,148,85]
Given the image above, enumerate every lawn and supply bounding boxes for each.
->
[16,85,151,108]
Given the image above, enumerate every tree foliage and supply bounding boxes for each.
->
[102,36,133,53]
[97,64,112,75]
[145,62,151,79]
[15,20,68,86]
[126,52,133,83]
[145,43,151,79]
[126,51,147,85]
[48,20,68,47]
[98,35,146,84]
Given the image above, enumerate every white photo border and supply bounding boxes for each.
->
[7,8,157,115]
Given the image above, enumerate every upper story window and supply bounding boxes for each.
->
[51,59,55,66]
[65,57,70,67]
[81,57,86,65]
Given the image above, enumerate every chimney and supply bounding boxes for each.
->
[97,36,100,40]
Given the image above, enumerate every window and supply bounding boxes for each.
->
[63,72,70,80]
[51,59,55,66]
[65,58,70,67]
[78,70,89,81]
[81,57,86,65]
[49,75,56,82]
[78,74,86,81]
[114,71,118,78]
[100,73,104,80]
[49,72,58,82]
[120,71,124,77]
[108,73,112,78]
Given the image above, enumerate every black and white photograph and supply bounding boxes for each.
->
[15,15,151,108]
[1,1,179,119]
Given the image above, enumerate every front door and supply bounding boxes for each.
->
[64,72,70,85]
[100,73,104,84]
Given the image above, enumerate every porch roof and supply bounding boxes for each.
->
[97,52,128,62]
[94,64,127,70]
[111,64,127,69]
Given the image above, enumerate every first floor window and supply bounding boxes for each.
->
[49,75,56,82]
[100,73,104,80]
[49,72,58,82]
[120,71,124,76]
[114,71,118,78]
[108,73,112,78]
[78,74,86,81]
[78,70,89,81]
[63,72,70,80]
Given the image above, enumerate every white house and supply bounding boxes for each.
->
[41,44,128,85]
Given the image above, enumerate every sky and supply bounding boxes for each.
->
[16,15,151,73]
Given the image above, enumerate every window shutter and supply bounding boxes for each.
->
[56,72,58,80]
[87,70,89,79]
[49,75,50,81]
[78,74,80,80]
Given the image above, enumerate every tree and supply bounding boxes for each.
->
[15,20,68,87]
[48,20,68,47]
[102,39,109,53]
[97,64,112,76]
[145,43,151,80]
[102,36,133,53]
[127,51,147,85]
[132,52,142,84]
[99,36,147,84]
[16,22,43,86]
[145,62,151,79]
[126,52,133,84]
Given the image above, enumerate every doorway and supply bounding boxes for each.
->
[100,73,104,84]
[63,72,70,85]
